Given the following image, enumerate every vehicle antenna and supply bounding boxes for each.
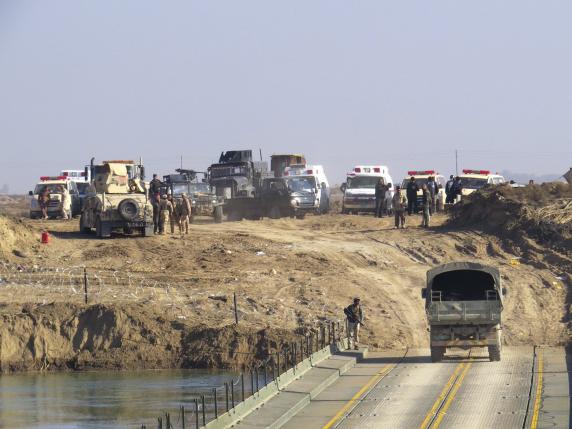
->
[259,148,263,161]
[455,149,458,176]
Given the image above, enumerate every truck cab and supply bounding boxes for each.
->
[29,176,80,219]
[400,170,446,212]
[284,165,330,214]
[422,262,504,362]
[270,154,306,177]
[342,166,393,214]
[458,169,505,197]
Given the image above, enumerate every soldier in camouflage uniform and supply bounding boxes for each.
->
[179,193,192,234]
[158,194,173,235]
[167,193,178,234]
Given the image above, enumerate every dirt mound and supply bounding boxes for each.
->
[0,215,38,261]
[0,302,297,373]
[449,183,572,253]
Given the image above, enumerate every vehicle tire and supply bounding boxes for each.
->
[295,213,305,220]
[269,206,281,219]
[79,214,91,234]
[96,218,110,239]
[214,206,223,223]
[30,212,38,220]
[341,207,348,215]
[227,210,243,222]
[142,225,154,237]
[430,347,445,362]
[488,345,501,361]
[117,198,140,221]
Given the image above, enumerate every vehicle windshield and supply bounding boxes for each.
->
[460,177,488,190]
[286,177,316,192]
[171,183,190,196]
[346,176,379,189]
[401,178,429,189]
[76,183,90,194]
[189,182,211,194]
[34,184,65,194]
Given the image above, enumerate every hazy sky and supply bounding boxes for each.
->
[1,1,571,192]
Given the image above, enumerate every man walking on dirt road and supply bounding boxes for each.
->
[344,298,363,350]
[179,193,192,234]
[392,186,407,229]
[421,184,432,228]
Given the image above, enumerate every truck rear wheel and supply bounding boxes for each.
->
[269,206,281,219]
[488,344,501,361]
[214,206,223,223]
[430,347,445,362]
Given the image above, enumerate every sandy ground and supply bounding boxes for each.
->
[0,194,570,372]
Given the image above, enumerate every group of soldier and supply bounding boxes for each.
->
[374,176,441,230]
[148,174,192,235]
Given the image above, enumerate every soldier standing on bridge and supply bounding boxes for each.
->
[344,298,363,350]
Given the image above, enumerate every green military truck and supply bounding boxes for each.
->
[422,262,505,362]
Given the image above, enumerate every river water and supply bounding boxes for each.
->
[0,369,238,428]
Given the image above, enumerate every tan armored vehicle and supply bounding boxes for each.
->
[80,159,153,238]
[422,262,505,362]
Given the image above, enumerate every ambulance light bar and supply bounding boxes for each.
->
[462,169,490,175]
[40,176,67,181]
[102,160,135,164]
[407,170,435,176]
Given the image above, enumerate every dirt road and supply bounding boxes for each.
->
[0,206,570,372]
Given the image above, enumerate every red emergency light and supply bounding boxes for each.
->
[40,176,67,181]
[354,167,361,173]
[407,170,435,176]
[283,171,289,176]
[463,169,490,175]
[373,167,381,173]
[62,172,68,176]
[306,170,313,175]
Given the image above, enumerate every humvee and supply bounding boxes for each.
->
[422,262,505,362]
[80,159,153,238]
[162,169,224,223]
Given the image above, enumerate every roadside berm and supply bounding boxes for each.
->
[0,185,570,373]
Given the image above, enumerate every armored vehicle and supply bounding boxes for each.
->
[209,150,271,220]
[422,262,504,362]
[163,169,224,223]
[80,159,153,238]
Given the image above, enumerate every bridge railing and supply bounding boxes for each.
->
[144,319,347,429]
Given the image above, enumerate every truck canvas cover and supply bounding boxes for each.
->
[426,261,503,311]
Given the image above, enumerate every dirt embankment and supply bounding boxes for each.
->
[0,302,296,373]
[0,187,571,372]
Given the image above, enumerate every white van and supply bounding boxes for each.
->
[284,165,330,213]
[342,166,393,214]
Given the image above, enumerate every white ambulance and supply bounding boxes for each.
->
[459,169,506,196]
[400,170,446,211]
[342,166,393,214]
[28,176,81,219]
[283,165,330,213]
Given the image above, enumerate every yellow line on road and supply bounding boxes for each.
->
[431,362,472,428]
[531,351,544,429]
[418,362,465,429]
[321,364,394,429]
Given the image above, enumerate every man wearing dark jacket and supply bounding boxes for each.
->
[374,178,386,218]
[445,175,455,204]
[406,177,419,215]
[344,298,363,350]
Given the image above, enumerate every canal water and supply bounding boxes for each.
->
[0,369,239,428]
